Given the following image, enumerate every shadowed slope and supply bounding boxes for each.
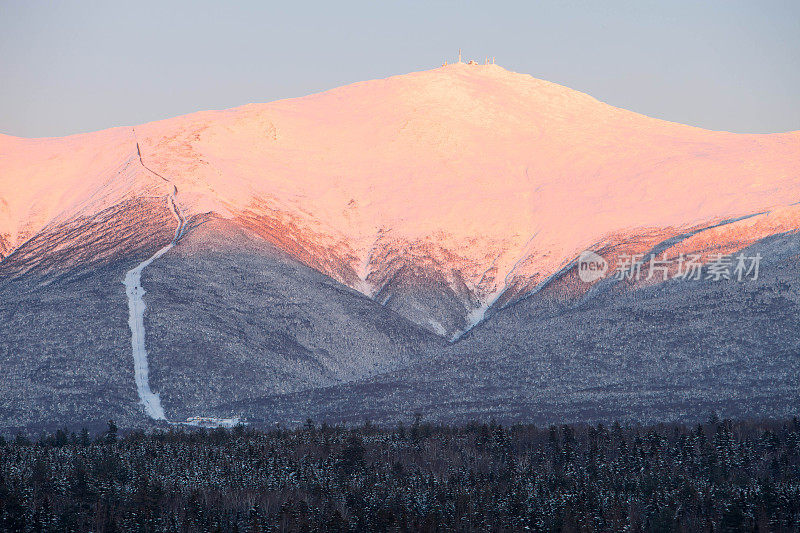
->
[0,210,443,431]
[221,230,800,427]
[125,216,443,422]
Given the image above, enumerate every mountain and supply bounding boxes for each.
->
[0,63,798,431]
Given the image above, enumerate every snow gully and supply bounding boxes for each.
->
[123,131,185,421]
[122,192,184,420]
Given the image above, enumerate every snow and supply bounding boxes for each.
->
[3,62,800,338]
[122,193,184,421]
[428,320,447,336]
[128,63,800,331]
[183,416,243,428]
[123,241,171,420]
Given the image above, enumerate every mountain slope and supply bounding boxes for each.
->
[0,63,798,430]
[222,230,800,427]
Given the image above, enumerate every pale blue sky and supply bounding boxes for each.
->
[1,1,798,137]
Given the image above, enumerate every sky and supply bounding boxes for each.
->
[1,0,798,138]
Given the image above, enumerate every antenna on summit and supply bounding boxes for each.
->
[458,49,462,63]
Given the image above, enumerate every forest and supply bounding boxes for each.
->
[1,416,799,532]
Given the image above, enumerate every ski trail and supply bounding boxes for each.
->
[123,193,184,420]
[123,128,185,421]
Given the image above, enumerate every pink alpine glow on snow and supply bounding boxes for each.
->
[1,64,798,332]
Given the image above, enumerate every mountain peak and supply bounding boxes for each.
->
[306,61,603,122]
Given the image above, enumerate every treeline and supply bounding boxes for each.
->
[1,416,799,532]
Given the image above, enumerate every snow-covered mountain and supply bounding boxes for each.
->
[1,64,798,430]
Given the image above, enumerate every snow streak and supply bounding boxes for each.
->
[123,130,185,421]
[123,193,184,420]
